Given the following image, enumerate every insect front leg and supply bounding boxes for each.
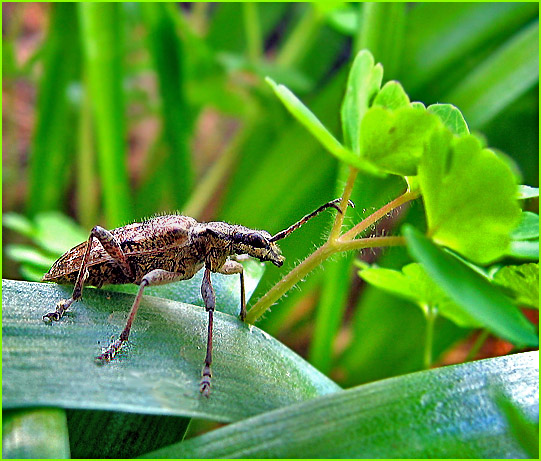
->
[95,269,186,364]
[217,259,246,321]
[43,226,135,323]
[200,267,216,397]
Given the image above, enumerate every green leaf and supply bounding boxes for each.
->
[493,263,539,309]
[2,408,71,459]
[518,185,539,199]
[427,103,469,136]
[360,106,438,176]
[266,76,381,174]
[372,80,410,110]
[404,226,538,347]
[340,49,383,153]
[142,352,539,458]
[360,263,481,328]
[510,211,539,241]
[418,129,521,264]
[2,280,340,422]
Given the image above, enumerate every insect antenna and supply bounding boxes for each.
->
[270,198,355,242]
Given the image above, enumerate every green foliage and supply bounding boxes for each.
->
[359,263,480,328]
[493,263,539,309]
[404,226,537,347]
[418,130,521,264]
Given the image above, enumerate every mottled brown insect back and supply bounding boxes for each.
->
[43,199,353,397]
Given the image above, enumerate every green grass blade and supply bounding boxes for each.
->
[2,280,340,422]
[141,352,539,458]
[402,3,538,93]
[78,3,132,227]
[27,3,80,216]
[2,408,71,459]
[357,2,405,78]
[404,226,538,347]
[141,3,193,209]
[445,20,539,128]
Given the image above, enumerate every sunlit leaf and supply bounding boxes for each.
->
[142,352,539,458]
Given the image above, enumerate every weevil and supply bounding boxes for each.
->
[43,198,354,396]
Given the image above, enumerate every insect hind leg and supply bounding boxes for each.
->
[43,225,135,323]
[95,269,186,363]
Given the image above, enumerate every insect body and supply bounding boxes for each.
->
[43,198,353,396]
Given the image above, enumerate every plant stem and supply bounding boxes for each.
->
[465,330,490,362]
[246,244,334,324]
[329,167,358,241]
[243,3,262,65]
[339,189,420,242]
[246,235,405,324]
[275,4,322,68]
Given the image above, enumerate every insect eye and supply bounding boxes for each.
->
[247,233,268,248]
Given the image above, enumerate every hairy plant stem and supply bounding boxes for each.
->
[329,167,358,241]
[246,174,420,324]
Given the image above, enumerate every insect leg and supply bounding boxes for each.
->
[95,269,186,364]
[217,260,246,321]
[43,226,135,323]
[200,267,216,397]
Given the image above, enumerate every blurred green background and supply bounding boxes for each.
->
[2,3,539,386]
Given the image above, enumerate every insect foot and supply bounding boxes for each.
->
[42,298,74,324]
[94,337,126,365]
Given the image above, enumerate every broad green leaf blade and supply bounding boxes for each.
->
[403,226,538,347]
[445,20,539,127]
[493,263,539,309]
[142,352,539,458]
[2,408,70,459]
[2,280,340,422]
[427,103,469,136]
[265,77,379,174]
[340,49,383,153]
[418,129,521,264]
[360,106,438,176]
